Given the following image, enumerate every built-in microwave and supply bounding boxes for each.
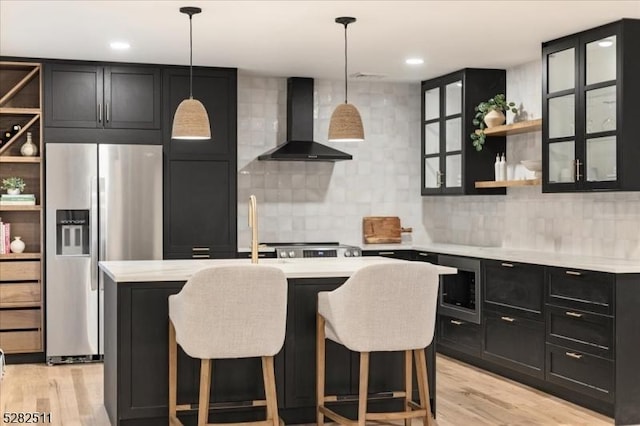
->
[437,255,482,324]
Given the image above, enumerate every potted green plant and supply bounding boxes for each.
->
[1,176,26,195]
[470,94,518,151]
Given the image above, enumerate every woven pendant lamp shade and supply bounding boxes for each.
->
[328,103,364,142]
[172,98,211,140]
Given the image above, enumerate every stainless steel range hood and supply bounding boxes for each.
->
[258,78,353,161]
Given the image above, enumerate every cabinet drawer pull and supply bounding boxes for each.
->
[565,351,583,360]
[500,316,515,323]
[450,320,464,325]
[192,247,210,252]
[418,252,430,257]
[501,262,514,268]
[565,270,582,276]
[379,251,395,255]
[192,254,210,259]
[565,311,583,318]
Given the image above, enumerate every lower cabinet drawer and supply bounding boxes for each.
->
[0,282,41,306]
[0,261,41,281]
[438,315,481,356]
[0,330,42,353]
[483,310,545,378]
[547,267,614,315]
[546,304,614,359]
[0,309,41,330]
[546,343,614,402]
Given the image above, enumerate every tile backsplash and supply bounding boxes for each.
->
[237,76,423,246]
[238,61,640,260]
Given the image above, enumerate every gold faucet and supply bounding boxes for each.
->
[248,195,258,264]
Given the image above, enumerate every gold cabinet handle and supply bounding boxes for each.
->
[500,316,515,323]
[575,159,582,181]
[418,252,430,257]
[565,311,583,318]
[192,247,210,252]
[450,320,464,325]
[379,251,395,255]
[565,351,583,360]
[501,262,514,268]
[192,254,210,259]
[565,270,582,276]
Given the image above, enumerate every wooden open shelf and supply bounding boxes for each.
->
[0,205,41,211]
[478,119,542,137]
[0,156,41,163]
[0,61,44,355]
[475,178,541,188]
[0,252,41,260]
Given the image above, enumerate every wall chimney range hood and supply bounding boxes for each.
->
[258,78,353,161]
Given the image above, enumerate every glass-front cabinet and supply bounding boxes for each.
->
[421,68,507,195]
[542,19,640,192]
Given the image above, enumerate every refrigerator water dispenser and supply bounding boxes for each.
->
[56,210,89,256]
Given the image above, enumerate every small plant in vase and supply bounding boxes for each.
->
[1,177,26,195]
[470,94,518,151]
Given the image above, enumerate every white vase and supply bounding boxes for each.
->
[10,236,25,254]
[484,109,506,128]
[7,188,20,195]
[20,132,38,157]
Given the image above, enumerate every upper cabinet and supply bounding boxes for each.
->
[421,68,507,196]
[44,63,161,143]
[542,19,640,192]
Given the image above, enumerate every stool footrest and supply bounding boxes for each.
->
[176,399,268,412]
[366,410,427,421]
[319,406,358,426]
[324,390,407,403]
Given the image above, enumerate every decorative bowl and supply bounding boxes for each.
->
[520,160,542,178]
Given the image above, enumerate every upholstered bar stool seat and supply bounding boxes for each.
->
[316,262,439,426]
[168,265,287,426]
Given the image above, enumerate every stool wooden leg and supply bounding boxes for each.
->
[316,313,326,426]
[414,349,433,426]
[358,352,370,426]
[404,350,413,426]
[198,359,212,426]
[169,320,178,424]
[262,356,279,426]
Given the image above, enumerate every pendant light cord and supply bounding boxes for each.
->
[189,13,193,98]
[343,22,348,104]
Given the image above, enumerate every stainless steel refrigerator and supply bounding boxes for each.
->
[46,143,162,364]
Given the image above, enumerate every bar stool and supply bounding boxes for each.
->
[316,262,439,426]
[168,265,287,426]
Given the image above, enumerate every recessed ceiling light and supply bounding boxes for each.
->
[598,39,613,48]
[110,41,130,50]
[405,58,424,65]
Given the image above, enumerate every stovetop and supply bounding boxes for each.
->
[261,242,361,259]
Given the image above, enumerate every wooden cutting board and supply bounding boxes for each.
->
[363,216,402,244]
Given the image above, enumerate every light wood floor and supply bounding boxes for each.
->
[0,355,612,425]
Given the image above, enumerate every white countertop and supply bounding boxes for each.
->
[99,257,457,283]
[357,242,640,274]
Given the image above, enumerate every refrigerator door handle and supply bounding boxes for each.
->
[90,176,99,291]
[99,176,107,290]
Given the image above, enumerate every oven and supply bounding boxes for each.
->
[437,255,482,324]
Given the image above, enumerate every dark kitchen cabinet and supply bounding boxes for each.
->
[437,315,482,357]
[162,66,237,259]
[421,68,507,195]
[542,19,640,192]
[164,160,236,259]
[483,309,545,379]
[285,279,352,408]
[484,260,545,318]
[44,62,161,142]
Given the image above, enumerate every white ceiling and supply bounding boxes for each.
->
[1,1,639,82]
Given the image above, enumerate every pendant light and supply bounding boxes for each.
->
[328,16,364,142]
[172,6,211,140]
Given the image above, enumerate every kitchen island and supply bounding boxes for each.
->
[99,257,456,426]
